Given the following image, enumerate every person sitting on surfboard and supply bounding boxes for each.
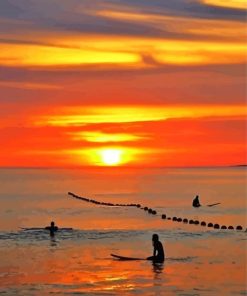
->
[147,234,165,263]
[192,195,201,208]
[45,221,58,236]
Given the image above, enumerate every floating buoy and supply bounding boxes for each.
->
[208,223,213,227]
[148,209,153,214]
[214,224,220,229]
[236,225,243,230]
[137,204,141,208]
[221,225,227,229]
[189,220,194,224]
[183,218,188,223]
[194,220,199,225]
[201,221,206,226]
[228,226,234,230]
[152,210,157,215]
[177,218,182,222]
[161,214,166,219]
[172,217,177,221]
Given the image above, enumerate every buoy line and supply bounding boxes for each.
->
[68,192,141,208]
[68,192,245,232]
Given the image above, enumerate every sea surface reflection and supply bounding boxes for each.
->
[0,167,246,295]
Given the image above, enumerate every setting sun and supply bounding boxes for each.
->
[101,149,122,166]
[68,147,141,167]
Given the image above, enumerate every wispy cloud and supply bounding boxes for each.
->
[0,0,245,69]
[36,106,247,127]
[0,36,245,67]
[68,131,149,142]
[96,9,246,41]
[201,0,247,10]
[0,81,62,90]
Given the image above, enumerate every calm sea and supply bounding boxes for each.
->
[0,167,246,295]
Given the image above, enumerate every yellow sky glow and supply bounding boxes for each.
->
[0,34,246,67]
[202,0,247,9]
[56,36,247,66]
[1,1,246,169]
[69,131,148,142]
[36,105,247,127]
[0,43,141,66]
[71,147,142,166]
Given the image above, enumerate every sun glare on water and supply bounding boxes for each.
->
[101,149,122,166]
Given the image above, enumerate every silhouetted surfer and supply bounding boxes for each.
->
[192,195,201,208]
[45,221,58,236]
[147,234,165,263]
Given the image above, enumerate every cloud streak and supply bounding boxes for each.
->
[0,0,246,69]
[35,106,247,127]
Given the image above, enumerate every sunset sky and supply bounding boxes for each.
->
[0,0,246,167]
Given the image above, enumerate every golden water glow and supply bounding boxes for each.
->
[202,0,247,9]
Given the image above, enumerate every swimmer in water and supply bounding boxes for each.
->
[45,221,58,236]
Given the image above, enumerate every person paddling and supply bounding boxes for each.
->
[192,195,201,208]
[147,234,165,263]
[45,221,58,236]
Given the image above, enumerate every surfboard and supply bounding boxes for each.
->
[207,203,221,207]
[111,253,145,261]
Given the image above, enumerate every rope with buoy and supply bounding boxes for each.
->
[68,192,141,208]
[68,192,245,232]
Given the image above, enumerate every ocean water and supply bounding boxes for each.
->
[0,167,246,295]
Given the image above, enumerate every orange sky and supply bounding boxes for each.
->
[0,0,246,167]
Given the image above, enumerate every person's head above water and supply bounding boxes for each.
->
[152,234,159,242]
[51,221,55,227]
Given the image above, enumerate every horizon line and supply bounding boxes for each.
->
[0,164,246,170]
